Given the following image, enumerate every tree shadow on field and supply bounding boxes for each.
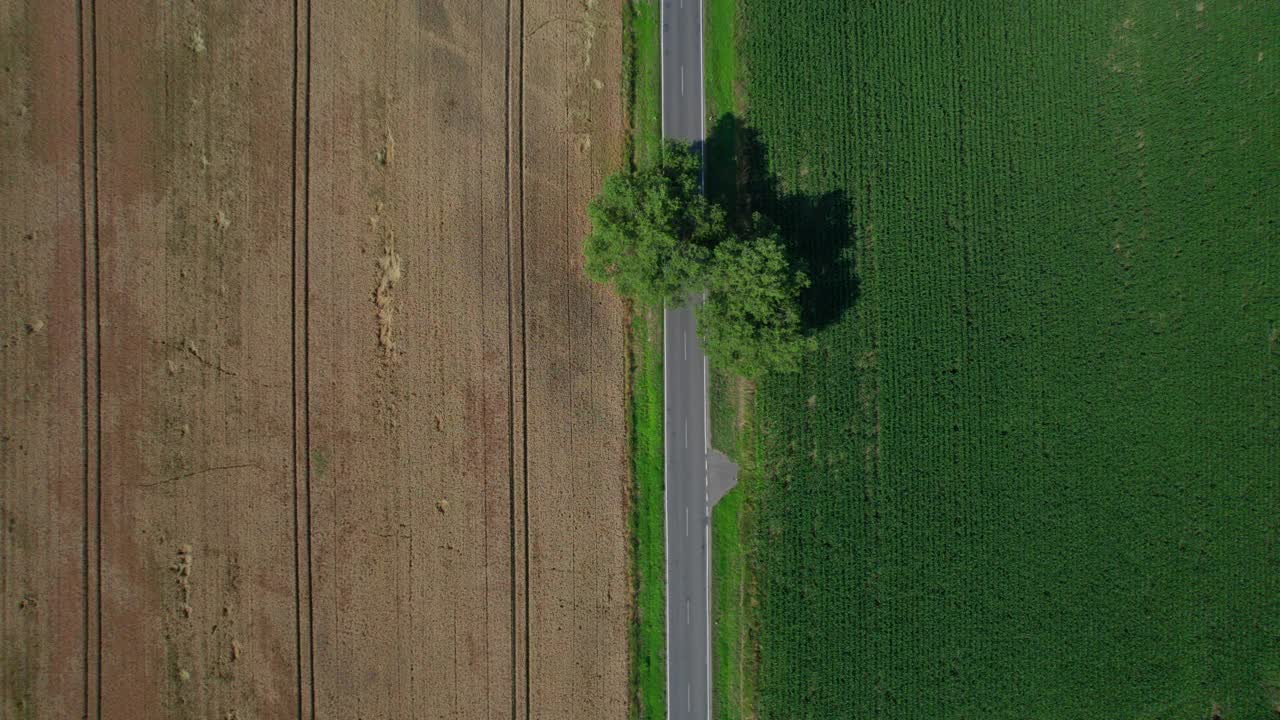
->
[704,113,858,332]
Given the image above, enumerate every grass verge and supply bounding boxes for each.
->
[630,0,663,170]
[704,0,737,115]
[626,5,666,718]
[703,2,756,720]
[710,425,758,720]
[703,0,746,459]
[710,487,744,720]
[628,308,666,720]
[703,0,739,218]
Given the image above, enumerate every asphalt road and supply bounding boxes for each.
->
[661,0,716,718]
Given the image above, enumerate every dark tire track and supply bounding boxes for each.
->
[290,0,315,718]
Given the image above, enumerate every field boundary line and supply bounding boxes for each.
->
[505,0,530,716]
[518,0,530,715]
[290,0,315,717]
[505,0,516,715]
[77,0,102,717]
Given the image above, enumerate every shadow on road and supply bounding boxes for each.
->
[705,113,859,332]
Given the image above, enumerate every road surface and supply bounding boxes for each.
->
[661,1,731,719]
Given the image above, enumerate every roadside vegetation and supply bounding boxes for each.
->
[628,309,667,720]
[726,1,1280,718]
[585,143,812,379]
[623,3,666,718]
[699,222,811,378]
[585,146,718,306]
[701,4,756,720]
[627,0,663,170]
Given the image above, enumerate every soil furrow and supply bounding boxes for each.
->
[290,0,315,718]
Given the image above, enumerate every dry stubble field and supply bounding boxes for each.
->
[0,1,629,718]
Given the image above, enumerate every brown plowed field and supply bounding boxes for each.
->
[0,1,629,719]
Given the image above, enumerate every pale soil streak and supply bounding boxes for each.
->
[0,3,86,719]
[93,2,298,719]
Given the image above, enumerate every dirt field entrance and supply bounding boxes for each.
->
[1,1,629,718]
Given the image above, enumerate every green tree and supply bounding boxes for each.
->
[584,143,726,305]
[697,218,813,378]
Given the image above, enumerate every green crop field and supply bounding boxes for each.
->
[722,1,1280,717]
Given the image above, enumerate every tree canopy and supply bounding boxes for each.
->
[697,218,814,378]
[583,143,812,377]
[583,143,725,306]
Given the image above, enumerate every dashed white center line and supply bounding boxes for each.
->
[683,331,688,360]
[685,507,689,536]
[681,65,685,96]
[684,420,688,448]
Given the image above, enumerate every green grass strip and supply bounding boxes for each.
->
[630,0,663,170]
[711,485,746,720]
[629,309,667,720]
[703,2,757,719]
[704,0,737,117]
[625,2,667,718]
[626,3,667,719]
[703,0,739,217]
